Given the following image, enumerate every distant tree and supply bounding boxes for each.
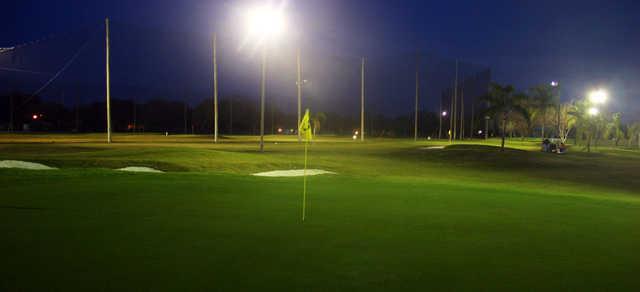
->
[312,112,327,135]
[557,102,577,144]
[627,122,640,149]
[568,99,606,152]
[529,84,556,138]
[605,112,625,146]
[482,83,530,151]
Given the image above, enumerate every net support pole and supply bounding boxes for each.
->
[105,18,112,143]
[297,49,302,142]
[414,54,419,141]
[213,33,219,143]
[259,50,266,152]
[360,57,365,142]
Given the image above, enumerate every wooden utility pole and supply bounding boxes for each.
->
[414,54,420,141]
[213,33,219,143]
[105,18,112,143]
[259,50,266,151]
[297,48,302,142]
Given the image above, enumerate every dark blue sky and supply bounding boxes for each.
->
[2,0,640,117]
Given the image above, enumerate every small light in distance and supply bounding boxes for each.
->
[32,114,39,120]
[588,107,600,116]
[352,135,357,140]
[442,111,447,116]
[550,81,559,87]
[478,130,483,134]
[354,130,359,135]
[277,128,283,133]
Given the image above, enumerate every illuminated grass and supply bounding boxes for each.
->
[0,133,639,290]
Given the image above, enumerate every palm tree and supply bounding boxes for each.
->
[605,112,625,146]
[628,122,640,149]
[530,84,556,138]
[482,83,530,151]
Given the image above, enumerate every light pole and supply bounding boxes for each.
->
[244,4,286,152]
[551,81,559,138]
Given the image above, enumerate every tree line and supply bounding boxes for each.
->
[1,92,444,138]
[483,83,640,151]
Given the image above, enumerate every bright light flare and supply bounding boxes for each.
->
[588,107,600,116]
[32,114,38,120]
[442,111,447,116]
[588,89,607,104]
[245,4,286,39]
[550,81,559,87]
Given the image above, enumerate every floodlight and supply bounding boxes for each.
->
[588,89,607,104]
[245,4,286,39]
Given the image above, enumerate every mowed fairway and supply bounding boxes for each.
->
[1,134,639,290]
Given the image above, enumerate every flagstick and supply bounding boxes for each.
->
[302,139,309,222]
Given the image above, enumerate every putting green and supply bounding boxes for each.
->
[1,134,639,290]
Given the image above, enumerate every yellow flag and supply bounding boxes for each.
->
[298,109,313,141]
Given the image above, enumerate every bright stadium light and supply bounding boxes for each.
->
[241,2,288,152]
[588,107,600,116]
[588,89,607,104]
[245,4,286,40]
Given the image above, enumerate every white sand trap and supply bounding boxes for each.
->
[252,169,335,177]
[421,146,446,150]
[117,166,164,173]
[0,160,57,170]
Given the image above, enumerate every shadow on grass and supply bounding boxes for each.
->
[397,144,640,194]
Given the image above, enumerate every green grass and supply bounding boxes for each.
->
[1,133,639,290]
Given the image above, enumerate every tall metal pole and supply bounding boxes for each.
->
[460,85,465,140]
[297,48,302,142]
[470,95,475,139]
[8,95,13,132]
[105,18,112,143]
[449,88,454,143]
[213,33,219,143]
[414,54,419,141]
[438,97,442,139]
[452,60,458,142]
[259,50,266,152]
[360,57,365,142]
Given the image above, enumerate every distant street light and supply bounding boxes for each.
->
[550,81,559,87]
[441,111,447,116]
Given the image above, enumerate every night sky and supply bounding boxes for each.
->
[2,0,639,117]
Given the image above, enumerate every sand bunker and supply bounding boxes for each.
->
[252,169,335,177]
[117,166,164,173]
[0,160,57,170]
[421,146,446,150]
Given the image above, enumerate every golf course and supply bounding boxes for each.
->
[1,133,639,290]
